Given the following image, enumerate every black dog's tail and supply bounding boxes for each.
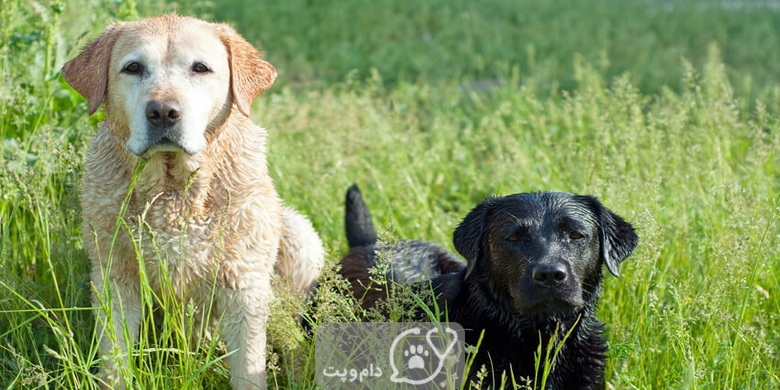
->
[345,184,378,248]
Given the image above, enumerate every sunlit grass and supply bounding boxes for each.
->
[1,0,778,388]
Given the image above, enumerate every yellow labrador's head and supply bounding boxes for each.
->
[62,14,276,157]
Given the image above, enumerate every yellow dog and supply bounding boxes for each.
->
[63,14,324,389]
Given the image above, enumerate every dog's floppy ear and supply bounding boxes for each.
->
[219,25,277,117]
[453,196,499,279]
[62,23,123,115]
[582,196,638,277]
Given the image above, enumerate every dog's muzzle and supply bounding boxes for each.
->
[135,99,188,155]
[146,99,181,129]
[519,261,583,314]
[530,262,568,288]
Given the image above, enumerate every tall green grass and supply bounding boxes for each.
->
[1,0,779,388]
[213,0,780,107]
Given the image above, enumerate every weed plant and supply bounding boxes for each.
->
[1,0,778,388]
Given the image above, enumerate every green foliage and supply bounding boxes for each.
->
[211,0,780,106]
[263,58,779,388]
[1,0,779,388]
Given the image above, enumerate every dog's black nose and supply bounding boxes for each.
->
[531,263,568,287]
[145,100,181,127]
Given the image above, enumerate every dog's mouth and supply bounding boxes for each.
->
[151,136,186,152]
[515,292,585,316]
[134,137,187,158]
[132,133,205,158]
[524,299,579,315]
[127,115,208,157]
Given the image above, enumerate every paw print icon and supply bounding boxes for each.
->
[405,344,429,369]
[389,326,458,386]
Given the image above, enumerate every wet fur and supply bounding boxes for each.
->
[339,185,637,389]
[64,14,324,390]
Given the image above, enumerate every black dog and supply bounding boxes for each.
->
[339,185,638,389]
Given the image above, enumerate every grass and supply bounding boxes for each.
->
[1,0,779,388]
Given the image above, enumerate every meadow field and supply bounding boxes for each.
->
[1,0,778,388]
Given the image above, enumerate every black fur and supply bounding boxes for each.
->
[345,183,379,248]
[339,186,638,389]
[342,185,466,285]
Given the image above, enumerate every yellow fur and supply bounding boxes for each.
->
[63,14,324,390]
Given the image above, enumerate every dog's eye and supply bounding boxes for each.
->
[123,62,142,74]
[507,226,529,242]
[569,232,584,240]
[192,63,211,73]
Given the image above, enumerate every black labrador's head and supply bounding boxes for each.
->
[453,192,638,316]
